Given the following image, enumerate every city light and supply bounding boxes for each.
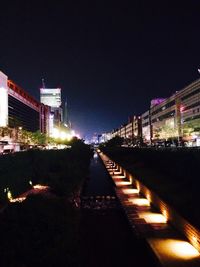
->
[115,181,132,186]
[122,188,139,194]
[51,128,76,141]
[138,212,167,224]
[60,131,67,140]
[0,86,8,127]
[52,128,60,138]
[33,184,49,190]
[153,239,200,259]
[10,197,26,203]
[129,198,150,206]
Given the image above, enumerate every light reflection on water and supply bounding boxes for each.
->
[93,152,98,158]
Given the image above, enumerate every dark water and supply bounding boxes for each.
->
[83,152,115,196]
[80,152,159,267]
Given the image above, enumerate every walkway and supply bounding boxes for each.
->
[99,151,200,267]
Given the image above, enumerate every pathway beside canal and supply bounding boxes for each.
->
[79,152,157,267]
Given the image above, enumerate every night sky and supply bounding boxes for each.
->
[1,1,200,139]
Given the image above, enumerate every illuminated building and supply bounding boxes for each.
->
[40,88,61,108]
[105,78,200,146]
[175,79,200,145]
[8,80,40,132]
[0,71,49,137]
[40,87,62,136]
[149,79,200,145]
[99,132,112,143]
[150,95,177,141]
[108,116,142,145]
[141,110,151,142]
[126,115,142,141]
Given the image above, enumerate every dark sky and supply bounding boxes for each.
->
[1,1,200,139]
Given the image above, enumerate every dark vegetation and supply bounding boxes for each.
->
[0,141,92,203]
[102,147,200,228]
[0,141,93,267]
[102,136,124,148]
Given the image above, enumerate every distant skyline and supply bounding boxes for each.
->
[1,1,200,138]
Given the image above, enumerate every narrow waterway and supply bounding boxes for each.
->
[79,152,158,267]
[82,152,115,196]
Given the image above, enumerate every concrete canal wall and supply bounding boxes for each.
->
[100,151,200,253]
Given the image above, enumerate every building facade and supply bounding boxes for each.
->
[0,71,49,135]
[40,87,63,136]
[141,110,151,142]
[105,78,200,146]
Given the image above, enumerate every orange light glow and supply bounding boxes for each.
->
[113,171,122,175]
[135,182,140,192]
[146,193,151,203]
[150,239,200,260]
[122,188,139,194]
[33,184,49,190]
[139,212,167,224]
[129,198,150,206]
[115,181,132,186]
[113,175,126,179]
[10,197,26,203]
[162,209,168,220]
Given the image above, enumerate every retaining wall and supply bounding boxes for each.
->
[110,158,200,252]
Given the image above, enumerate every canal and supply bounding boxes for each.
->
[82,151,115,196]
[79,152,158,267]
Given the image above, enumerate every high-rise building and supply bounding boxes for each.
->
[0,69,51,150]
[40,87,62,136]
[63,97,69,127]
[40,88,61,108]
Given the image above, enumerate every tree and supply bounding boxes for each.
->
[105,136,124,147]
[31,131,47,145]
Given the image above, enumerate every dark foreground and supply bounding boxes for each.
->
[79,208,157,267]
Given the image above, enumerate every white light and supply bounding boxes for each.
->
[66,133,72,141]
[0,86,8,127]
[52,128,60,138]
[60,131,67,140]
